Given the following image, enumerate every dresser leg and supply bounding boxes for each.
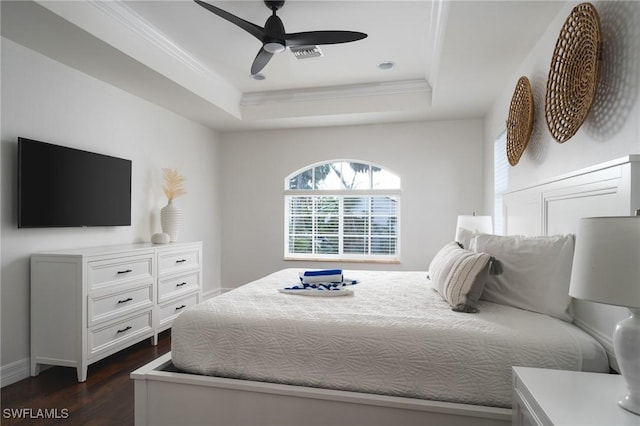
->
[77,366,87,382]
[31,361,41,377]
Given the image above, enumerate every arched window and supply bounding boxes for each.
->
[284,160,400,262]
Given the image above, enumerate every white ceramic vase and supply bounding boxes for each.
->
[160,200,182,242]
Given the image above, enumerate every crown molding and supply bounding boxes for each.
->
[87,1,212,78]
[38,0,242,117]
[240,79,432,107]
[27,1,435,127]
[426,0,449,89]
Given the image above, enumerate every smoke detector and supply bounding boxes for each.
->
[290,45,324,59]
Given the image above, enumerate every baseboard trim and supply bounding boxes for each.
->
[202,288,223,300]
[2,289,231,386]
[1,358,30,388]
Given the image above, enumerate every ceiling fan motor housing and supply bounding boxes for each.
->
[264,13,286,53]
[265,1,285,11]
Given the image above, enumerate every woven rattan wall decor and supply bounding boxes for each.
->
[506,76,534,166]
[545,2,601,143]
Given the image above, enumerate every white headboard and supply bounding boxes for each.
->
[503,155,640,371]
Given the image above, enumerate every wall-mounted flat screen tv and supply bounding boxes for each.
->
[18,137,132,228]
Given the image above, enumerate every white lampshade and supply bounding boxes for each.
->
[455,215,493,241]
[569,215,640,415]
[569,216,640,308]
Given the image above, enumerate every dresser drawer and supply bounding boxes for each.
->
[88,282,154,326]
[88,310,153,358]
[158,247,200,275]
[88,254,154,290]
[158,293,199,328]
[158,271,200,303]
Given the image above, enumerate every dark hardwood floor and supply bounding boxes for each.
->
[1,330,171,425]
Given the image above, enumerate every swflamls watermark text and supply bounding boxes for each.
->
[2,408,70,420]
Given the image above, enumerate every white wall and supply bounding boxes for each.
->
[483,1,640,208]
[1,38,222,383]
[220,119,484,288]
[480,1,640,363]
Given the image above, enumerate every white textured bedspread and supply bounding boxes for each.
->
[171,269,608,408]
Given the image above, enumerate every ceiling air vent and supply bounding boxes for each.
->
[290,45,324,59]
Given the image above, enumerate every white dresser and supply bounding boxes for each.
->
[30,241,202,382]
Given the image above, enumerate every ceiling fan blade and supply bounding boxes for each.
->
[193,0,265,41]
[285,31,367,47]
[251,48,274,75]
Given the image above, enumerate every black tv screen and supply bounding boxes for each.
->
[18,137,132,228]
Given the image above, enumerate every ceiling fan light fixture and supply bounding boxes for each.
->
[251,73,266,80]
[264,42,286,54]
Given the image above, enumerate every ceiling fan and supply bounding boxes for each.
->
[193,0,368,75]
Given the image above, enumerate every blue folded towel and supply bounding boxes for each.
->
[288,281,357,291]
[280,270,359,296]
[299,269,343,284]
[278,286,353,297]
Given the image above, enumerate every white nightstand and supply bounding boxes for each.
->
[513,367,640,426]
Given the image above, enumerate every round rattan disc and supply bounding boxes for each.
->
[506,76,534,166]
[545,2,601,143]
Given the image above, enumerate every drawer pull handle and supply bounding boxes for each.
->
[176,282,187,287]
[175,305,186,311]
[117,269,133,275]
[118,297,133,304]
[116,326,132,334]
[176,259,187,264]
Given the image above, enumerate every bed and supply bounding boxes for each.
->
[131,155,639,426]
[171,268,607,407]
[132,267,607,426]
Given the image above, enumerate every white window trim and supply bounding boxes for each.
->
[284,161,401,263]
[284,189,401,197]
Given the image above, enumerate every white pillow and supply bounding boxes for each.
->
[428,242,492,311]
[470,233,575,321]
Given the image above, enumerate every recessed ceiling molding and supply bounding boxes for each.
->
[426,0,449,95]
[35,0,242,119]
[88,1,212,78]
[240,79,432,107]
[7,0,567,131]
[241,87,432,122]
[243,110,435,130]
[240,80,432,122]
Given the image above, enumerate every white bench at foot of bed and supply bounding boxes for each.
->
[131,353,511,426]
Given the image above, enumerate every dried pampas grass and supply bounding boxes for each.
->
[162,168,186,201]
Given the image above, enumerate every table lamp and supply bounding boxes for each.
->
[569,215,640,415]
[455,214,493,241]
